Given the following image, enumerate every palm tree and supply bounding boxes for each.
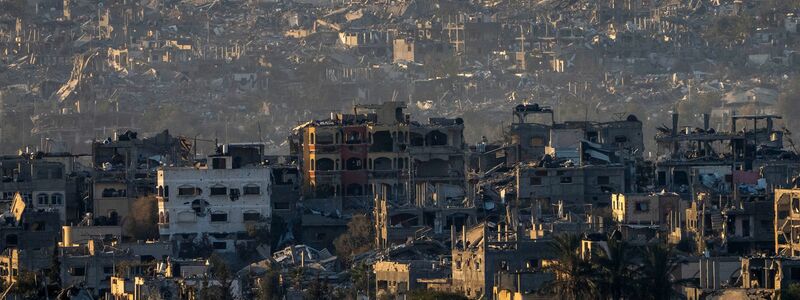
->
[636,244,684,300]
[593,238,638,300]
[544,234,598,300]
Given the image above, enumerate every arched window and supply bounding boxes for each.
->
[316,158,334,171]
[51,193,63,205]
[346,158,363,170]
[425,130,448,146]
[373,157,392,171]
[37,193,49,205]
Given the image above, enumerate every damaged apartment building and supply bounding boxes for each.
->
[663,113,799,256]
[474,104,644,209]
[92,130,191,225]
[0,150,86,224]
[290,102,468,213]
[156,143,271,256]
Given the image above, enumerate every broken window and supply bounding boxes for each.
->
[346,132,362,144]
[191,199,209,217]
[210,186,227,196]
[243,185,260,195]
[370,131,393,152]
[316,133,334,145]
[69,267,86,276]
[742,219,751,237]
[243,212,261,222]
[410,133,424,146]
[210,212,228,222]
[229,188,240,201]
[346,158,363,170]
[37,193,48,205]
[316,158,334,171]
[212,157,227,169]
[51,193,63,205]
[373,157,392,171]
[178,186,200,196]
[51,168,63,179]
[426,130,448,146]
[5,234,17,246]
[674,171,689,186]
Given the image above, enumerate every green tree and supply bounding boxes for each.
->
[593,238,637,300]
[636,244,683,300]
[256,268,283,300]
[207,253,233,300]
[304,273,329,300]
[123,196,159,240]
[784,282,800,300]
[543,234,598,300]
[333,214,374,264]
[10,271,41,299]
[348,262,374,299]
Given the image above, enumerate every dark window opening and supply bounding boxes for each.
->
[346,158,363,170]
[560,177,573,184]
[70,267,86,276]
[530,177,542,186]
[243,185,260,195]
[178,187,200,196]
[597,176,610,185]
[210,187,227,196]
[212,157,227,169]
[316,158,334,171]
[212,242,227,250]
[426,130,448,146]
[210,213,228,222]
[243,212,261,222]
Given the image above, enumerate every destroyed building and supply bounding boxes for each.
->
[0,151,85,223]
[654,113,799,195]
[291,101,468,212]
[92,130,191,225]
[0,193,61,283]
[450,222,553,299]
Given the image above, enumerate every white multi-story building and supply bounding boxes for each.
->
[156,154,271,253]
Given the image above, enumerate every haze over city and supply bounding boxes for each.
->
[0,0,799,299]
